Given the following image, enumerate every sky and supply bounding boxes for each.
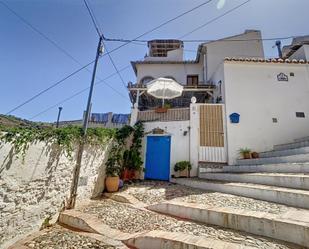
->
[0,0,308,123]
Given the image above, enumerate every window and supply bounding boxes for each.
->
[272,118,278,123]
[187,75,199,86]
[140,76,154,85]
[296,112,305,118]
[290,72,295,77]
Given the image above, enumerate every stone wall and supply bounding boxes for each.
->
[0,141,110,249]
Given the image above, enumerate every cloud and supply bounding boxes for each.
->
[217,0,226,9]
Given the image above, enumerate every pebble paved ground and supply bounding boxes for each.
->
[121,180,289,214]
[24,225,116,249]
[80,199,301,249]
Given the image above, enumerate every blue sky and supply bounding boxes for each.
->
[1,0,308,122]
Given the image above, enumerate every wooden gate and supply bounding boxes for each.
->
[199,104,227,162]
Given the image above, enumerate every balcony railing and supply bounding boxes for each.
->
[137,108,190,122]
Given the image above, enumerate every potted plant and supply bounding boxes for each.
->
[105,143,122,192]
[251,151,259,159]
[174,161,192,178]
[239,148,252,159]
[155,103,171,113]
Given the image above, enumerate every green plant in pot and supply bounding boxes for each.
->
[122,122,144,180]
[239,148,251,159]
[105,142,122,192]
[174,161,192,178]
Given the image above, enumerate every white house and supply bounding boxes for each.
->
[128,30,309,180]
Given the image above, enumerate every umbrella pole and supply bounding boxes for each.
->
[162,98,165,107]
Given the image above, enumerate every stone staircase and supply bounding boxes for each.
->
[195,137,309,209]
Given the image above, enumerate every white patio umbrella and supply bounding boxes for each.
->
[146,78,184,106]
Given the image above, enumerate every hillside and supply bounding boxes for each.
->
[0,114,50,129]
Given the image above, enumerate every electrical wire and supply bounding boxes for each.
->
[179,0,252,38]
[104,35,297,44]
[5,60,95,115]
[82,0,128,89]
[82,0,101,37]
[1,0,129,116]
[4,0,216,117]
[30,64,132,120]
[101,0,214,54]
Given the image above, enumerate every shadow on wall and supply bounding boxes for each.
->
[0,141,109,249]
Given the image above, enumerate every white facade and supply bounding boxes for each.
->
[198,30,265,81]
[216,61,309,165]
[136,62,203,85]
[132,30,309,173]
[142,121,192,176]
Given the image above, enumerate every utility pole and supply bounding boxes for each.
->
[67,35,103,209]
[56,107,63,128]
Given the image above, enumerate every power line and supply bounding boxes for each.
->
[29,64,132,120]
[102,0,214,54]
[82,0,101,37]
[8,0,215,117]
[104,0,254,43]
[179,0,252,38]
[103,43,128,89]
[1,0,129,116]
[104,35,297,44]
[6,60,95,115]
[83,0,130,90]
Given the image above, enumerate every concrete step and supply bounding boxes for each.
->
[125,230,257,249]
[216,162,309,174]
[60,210,258,249]
[236,153,309,166]
[199,172,309,190]
[274,140,309,151]
[259,146,309,158]
[148,201,309,248]
[171,178,309,209]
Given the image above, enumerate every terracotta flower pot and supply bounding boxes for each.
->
[175,169,189,178]
[251,152,259,159]
[155,107,168,113]
[121,169,131,181]
[243,152,251,159]
[133,170,141,180]
[105,176,119,193]
[121,169,136,181]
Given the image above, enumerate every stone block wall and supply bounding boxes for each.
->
[0,141,109,248]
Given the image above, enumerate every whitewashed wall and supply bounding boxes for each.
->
[136,62,203,85]
[0,141,109,249]
[204,30,264,81]
[223,62,309,164]
[142,121,192,177]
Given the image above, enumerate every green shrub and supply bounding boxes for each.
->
[174,161,192,172]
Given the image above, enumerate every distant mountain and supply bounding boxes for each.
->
[0,114,50,129]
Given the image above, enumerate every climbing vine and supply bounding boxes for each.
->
[105,122,144,177]
[0,125,115,160]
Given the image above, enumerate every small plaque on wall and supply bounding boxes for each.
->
[152,128,164,134]
[277,73,288,82]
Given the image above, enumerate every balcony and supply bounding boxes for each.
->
[137,108,190,122]
[128,82,215,110]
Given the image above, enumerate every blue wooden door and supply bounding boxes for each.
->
[145,136,171,181]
